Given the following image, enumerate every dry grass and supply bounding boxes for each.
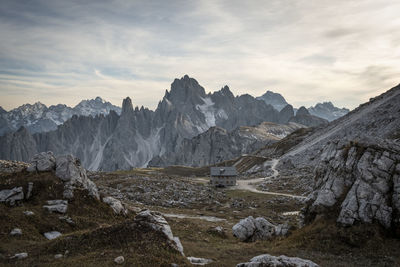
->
[0,171,188,266]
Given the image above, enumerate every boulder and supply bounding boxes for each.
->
[187,256,213,265]
[43,200,68,214]
[102,196,127,215]
[10,252,28,260]
[27,151,56,172]
[237,254,319,267]
[10,228,22,236]
[0,187,24,206]
[44,231,62,240]
[23,210,34,216]
[114,256,125,264]
[134,210,184,255]
[232,216,288,242]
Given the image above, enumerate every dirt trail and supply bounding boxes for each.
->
[233,159,306,200]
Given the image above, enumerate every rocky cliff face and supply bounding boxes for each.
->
[302,138,400,230]
[0,97,121,136]
[149,122,304,167]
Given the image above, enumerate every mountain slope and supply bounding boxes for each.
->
[149,122,305,167]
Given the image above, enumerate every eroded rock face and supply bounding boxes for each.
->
[237,254,319,267]
[232,216,288,242]
[55,154,99,200]
[102,196,127,215]
[302,138,400,229]
[0,187,24,205]
[134,210,184,256]
[27,151,56,172]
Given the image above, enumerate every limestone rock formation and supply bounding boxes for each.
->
[27,151,56,172]
[102,196,127,215]
[0,187,24,206]
[134,210,184,256]
[0,76,308,171]
[237,254,319,267]
[232,216,288,242]
[302,138,400,229]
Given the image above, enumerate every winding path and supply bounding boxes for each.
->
[233,158,306,200]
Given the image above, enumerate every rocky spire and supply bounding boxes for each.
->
[121,97,134,116]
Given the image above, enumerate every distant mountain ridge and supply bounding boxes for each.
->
[0,97,121,136]
[257,90,349,121]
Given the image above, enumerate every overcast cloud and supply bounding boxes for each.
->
[0,0,399,110]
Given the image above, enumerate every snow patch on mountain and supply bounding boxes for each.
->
[196,97,216,128]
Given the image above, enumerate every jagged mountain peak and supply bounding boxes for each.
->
[167,75,206,103]
[121,97,134,115]
[296,106,310,116]
[308,101,350,122]
[256,90,289,111]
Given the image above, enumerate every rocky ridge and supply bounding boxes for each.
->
[0,75,323,171]
[0,97,121,136]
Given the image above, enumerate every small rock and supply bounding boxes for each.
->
[26,182,33,199]
[11,252,28,260]
[0,187,24,206]
[54,254,63,259]
[59,216,75,225]
[23,211,34,216]
[102,196,127,215]
[10,228,22,236]
[44,231,62,240]
[43,200,68,214]
[114,255,124,264]
[187,257,213,265]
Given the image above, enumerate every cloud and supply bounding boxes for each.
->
[0,0,399,111]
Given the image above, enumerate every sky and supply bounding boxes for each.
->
[0,0,399,111]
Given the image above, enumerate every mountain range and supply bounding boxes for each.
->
[0,75,349,170]
[0,97,121,136]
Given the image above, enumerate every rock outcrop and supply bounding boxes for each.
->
[102,196,127,215]
[237,254,319,267]
[302,138,400,229]
[0,187,24,205]
[134,210,184,256]
[232,216,288,242]
[55,154,99,200]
